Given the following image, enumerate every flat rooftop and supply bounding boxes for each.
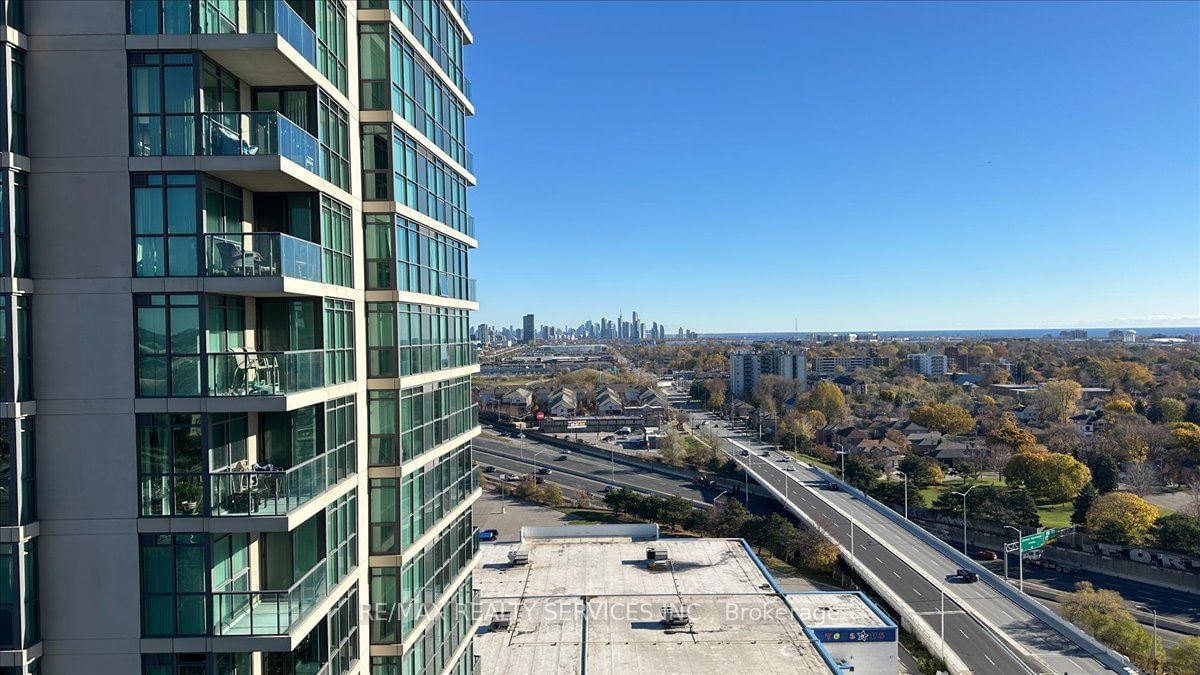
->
[475,528,886,675]
[785,592,888,629]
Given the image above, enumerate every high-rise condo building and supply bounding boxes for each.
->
[521,314,534,343]
[729,348,807,400]
[14,1,480,673]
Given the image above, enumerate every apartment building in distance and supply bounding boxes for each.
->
[521,313,534,343]
[907,352,949,378]
[17,1,480,674]
[808,355,890,378]
[730,348,807,400]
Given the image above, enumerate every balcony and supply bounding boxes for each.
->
[205,232,323,283]
[210,451,347,518]
[207,349,323,397]
[247,0,317,66]
[212,555,335,636]
[201,112,321,174]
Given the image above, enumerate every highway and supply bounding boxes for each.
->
[668,390,1120,674]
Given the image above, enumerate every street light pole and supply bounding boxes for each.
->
[833,443,847,479]
[1004,525,1022,590]
[952,484,977,555]
[1140,606,1159,674]
[895,469,909,520]
[939,590,945,661]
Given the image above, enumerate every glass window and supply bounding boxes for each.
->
[140,534,207,637]
[316,0,347,94]
[9,50,24,156]
[129,52,197,157]
[133,173,199,277]
[323,299,354,385]
[318,92,349,190]
[320,195,351,286]
[0,418,34,526]
[137,413,204,516]
[135,294,201,397]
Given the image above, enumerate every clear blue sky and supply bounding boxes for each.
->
[467,1,1200,333]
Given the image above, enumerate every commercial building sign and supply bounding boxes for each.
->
[814,627,897,643]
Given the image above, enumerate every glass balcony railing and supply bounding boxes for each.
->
[210,451,345,517]
[248,0,317,66]
[212,554,339,636]
[207,349,324,396]
[204,232,323,282]
[201,112,322,176]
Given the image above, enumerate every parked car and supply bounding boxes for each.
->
[556,454,569,461]
[477,529,499,542]
[785,465,796,472]
[503,473,521,481]
[956,569,979,582]
[534,476,546,485]
[603,485,618,493]
[974,550,998,561]
[740,450,751,456]
[761,450,771,457]
[481,466,497,473]
[537,467,553,475]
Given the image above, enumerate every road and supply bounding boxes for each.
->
[474,434,757,507]
[668,390,1119,675]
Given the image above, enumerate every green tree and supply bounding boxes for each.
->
[1071,482,1098,526]
[1087,454,1120,494]
[1033,379,1083,423]
[1003,447,1091,502]
[807,380,847,423]
[1152,513,1200,557]
[1186,401,1200,425]
[1086,492,1159,545]
[1169,422,1200,454]
[1165,636,1200,675]
[842,456,879,492]
[1060,582,1158,670]
[1147,398,1186,424]
[986,412,1037,449]
[869,480,928,513]
[932,484,1040,527]
[910,403,975,435]
[657,496,696,531]
[603,487,640,516]
[897,453,944,488]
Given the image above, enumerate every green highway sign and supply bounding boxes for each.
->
[1019,526,1073,552]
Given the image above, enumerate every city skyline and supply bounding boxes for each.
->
[468,0,1200,332]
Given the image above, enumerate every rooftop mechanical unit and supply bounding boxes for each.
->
[490,611,512,631]
[646,546,670,569]
[507,550,530,566]
[660,605,690,628]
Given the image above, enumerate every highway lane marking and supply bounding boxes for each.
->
[912,587,923,597]
[984,654,996,666]
[892,571,902,579]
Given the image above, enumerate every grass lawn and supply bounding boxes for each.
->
[1036,502,1074,529]
[558,508,626,525]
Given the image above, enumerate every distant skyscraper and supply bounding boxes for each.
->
[524,313,536,343]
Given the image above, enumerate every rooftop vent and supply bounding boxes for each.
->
[646,546,670,569]
[507,550,530,566]
[490,611,513,631]
[661,605,690,628]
